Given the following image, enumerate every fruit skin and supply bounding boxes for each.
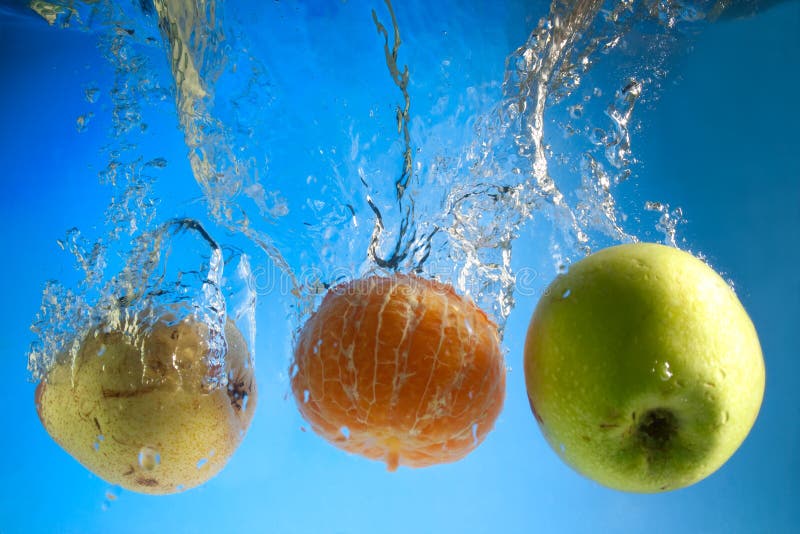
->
[524,243,765,493]
[292,274,506,471]
[35,313,256,495]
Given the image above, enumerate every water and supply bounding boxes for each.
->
[137,446,160,471]
[24,0,717,379]
[21,0,736,486]
[3,0,799,531]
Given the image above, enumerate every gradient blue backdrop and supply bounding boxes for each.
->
[1,1,798,532]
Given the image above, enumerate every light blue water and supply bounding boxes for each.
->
[0,0,798,532]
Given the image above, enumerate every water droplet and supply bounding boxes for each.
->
[658,361,673,381]
[75,113,93,133]
[303,389,310,403]
[84,86,99,103]
[144,157,167,168]
[463,318,474,336]
[559,443,566,454]
[196,458,208,469]
[340,426,350,439]
[97,345,106,356]
[471,423,479,446]
[102,486,120,511]
[721,411,730,424]
[561,288,571,298]
[138,446,161,471]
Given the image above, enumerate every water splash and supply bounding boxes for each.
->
[155,0,707,332]
[28,218,255,390]
[645,200,685,246]
[23,1,258,385]
[26,0,721,380]
[151,0,297,292]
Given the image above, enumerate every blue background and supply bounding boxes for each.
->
[1,1,798,532]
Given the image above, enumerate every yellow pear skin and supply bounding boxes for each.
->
[35,314,257,495]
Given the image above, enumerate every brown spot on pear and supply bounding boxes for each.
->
[35,313,257,495]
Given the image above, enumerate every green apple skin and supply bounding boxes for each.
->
[524,243,765,493]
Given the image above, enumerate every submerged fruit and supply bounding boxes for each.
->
[292,274,506,470]
[524,243,765,492]
[36,312,257,495]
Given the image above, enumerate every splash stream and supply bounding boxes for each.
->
[150,0,713,325]
[25,0,716,382]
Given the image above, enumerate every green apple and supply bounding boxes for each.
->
[35,311,257,494]
[524,242,764,492]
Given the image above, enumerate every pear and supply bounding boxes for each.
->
[524,243,764,492]
[35,313,256,495]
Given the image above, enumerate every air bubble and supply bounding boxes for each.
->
[658,361,673,381]
[590,127,606,145]
[138,446,161,471]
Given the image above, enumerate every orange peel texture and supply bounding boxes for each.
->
[291,274,506,471]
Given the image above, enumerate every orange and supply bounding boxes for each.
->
[291,274,506,470]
